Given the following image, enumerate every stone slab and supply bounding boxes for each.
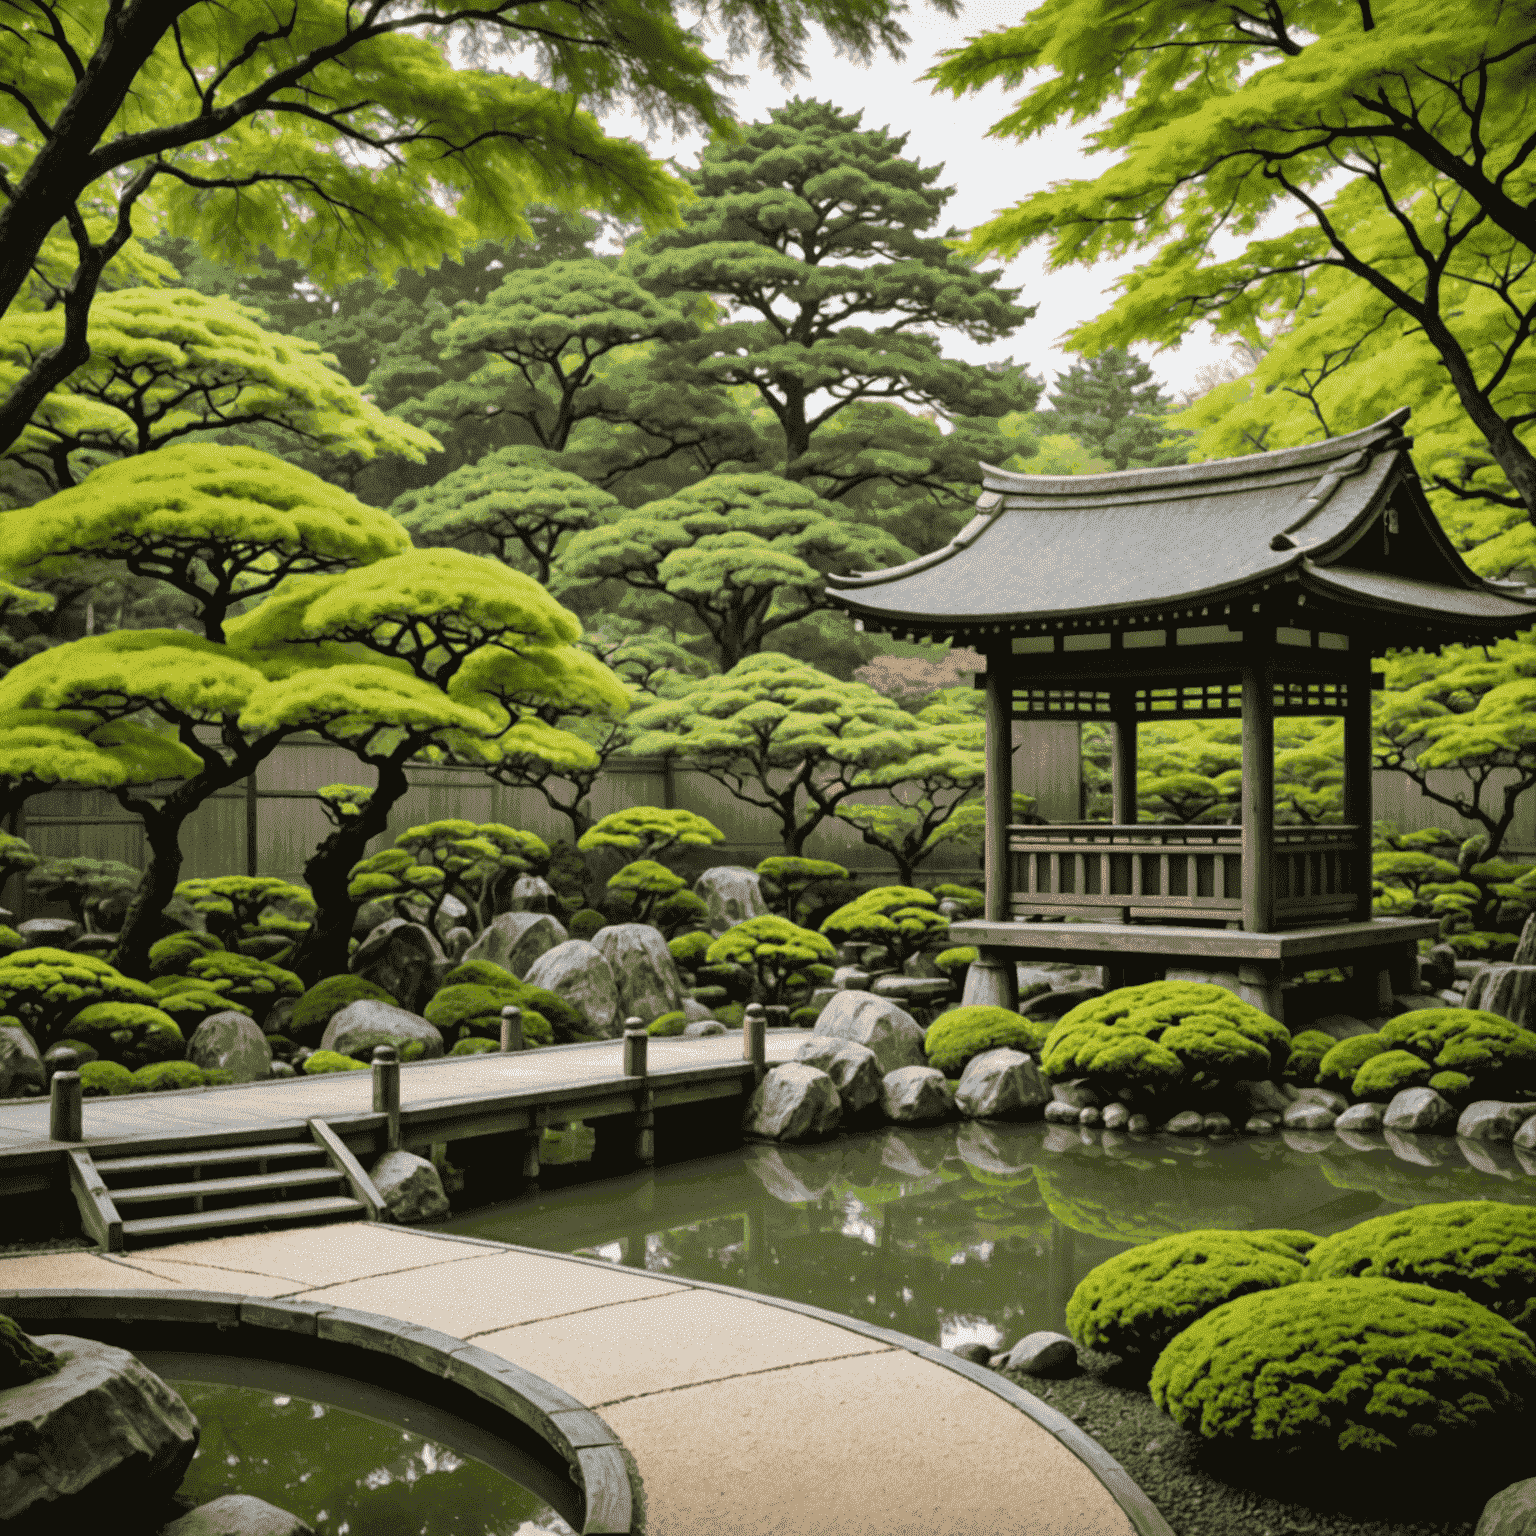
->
[0,1251,188,1290]
[471,1287,890,1406]
[106,1255,308,1297]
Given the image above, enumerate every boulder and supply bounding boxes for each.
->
[1475,1476,1536,1536]
[948,1341,995,1366]
[742,1063,841,1142]
[695,866,768,932]
[831,965,871,992]
[347,918,444,1013]
[1019,985,1102,1022]
[67,934,118,957]
[0,1334,198,1525]
[1383,1086,1458,1134]
[793,1037,883,1115]
[1291,1086,1349,1116]
[590,924,685,1025]
[160,1495,316,1536]
[1283,1101,1338,1131]
[870,975,953,1005]
[0,1024,44,1099]
[1466,964,1536,1031]
[681,998,714,1022]
[187,1012,272,1083]
[1245,1117,1280,1136]
[1050,1080,1102,1110]
[370,1149,450,1223]
[955,1048,1050,1121]
[682,1020,726,1038]
[15,917,81,950]
[1232,1079,1295,1117]
[1043,1100,1081,1125]
[1203,1111,1233,1136]
[743,1142,846,1203]
[442,927,474,961]
[1335,1101,1386,1133]
[1311,1013,1376,1041]
[880,1065,956,1124]
[1456,1100,1536,1142]
[1515,1115,1536,1150]
[509,874,557,914]
[1078,1106,1102,1128]
[523,940,621,1037]
[994,1332,1077,1379]
[1164,1110,1205,1136]
[321,1000,444,1062]
[1101,1102,1130,1130]
[810,991,925,1075]
[461,911,569,980]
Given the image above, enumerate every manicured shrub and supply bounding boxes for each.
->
[716,1001,745,1029]
[289,974,397,1046]
[450,1036,500,1055]
[1429,1070,1475,1103]
[147,930,224,976]
[425,984,553,1047]
[925,1006,1050,1076]
[1067,1229,1316,1362]
[0,948,158,1046]
[648,1011,688,1037]
[439,959,518,991]
[1447,930,1519,960]
[1433,1021,1536,1096]
[1350,1048,1434,1102]
[706,916,837,1007]
[569,908,606,941]
[79,1059,134,1097]
[183,952,302,1021]
[156,987,252,1031]
[0,927,22,958]
[0,1313,60,1387]
[1315,1034,1389,1095]
[129,1061,233,1092]
[1305,1201,1536,1338]
[66,1002,184,1070]
[1379,1007,1521,1061]
[654,890,709,936]
[791,1005,819,1026]
[933,946,977,979]
[302,1049,368,1075]
[1284,1030,1336,1086]
[1150,1279,1536,1455]
[690,985,729,1005]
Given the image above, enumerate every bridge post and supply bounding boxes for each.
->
[372,1045,401,1152]
[49,1050,82,1142]
[499,1005,523,1052]
[743,1003,767,1084]
[623,1019,654,1167]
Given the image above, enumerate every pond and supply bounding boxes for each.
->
[437,1120,1536,1355]
[136,1351,578,1536]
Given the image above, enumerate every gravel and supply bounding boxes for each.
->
[999,1350,1536,1536]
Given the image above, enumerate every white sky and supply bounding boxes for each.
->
[597,0,1235,399]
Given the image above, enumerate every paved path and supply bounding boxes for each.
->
[0,1032,811,1156]
[0,1225,1147,1536]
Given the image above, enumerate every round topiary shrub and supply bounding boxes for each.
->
[79,1059,134,1097]
[450,1037,500,1056]
[933,946,977,979]
[569,908,606,941]
[647,1011,688,1037]
[0,1313,60,1387]
[716,1001,745,1030]
[155,986,252,1031]
[183,952,302,1022]
[1433,1021,1536,1098]
[425,984,553,1048]
[1378,1007,1519,1062]
[1315,1034,1389,1095]
[1350,1048,1435,1102]
[128,1061,232,1092]
[66,1002,185,1070]
[0,927,22,959]
[439,959,518,991]
[1150,1278,1536,1456]
[1066,1228,1317,1363]
[1429,1070,1475,1103]
[289,974,398,1046]
[147,930,223,976]
[1284,1030,1336,1086]
[302,1049,368,1075]
[925,1006,1050,1077]
[1305,1201,1536,1337]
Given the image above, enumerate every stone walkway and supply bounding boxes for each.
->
[0,1224,1152,1536]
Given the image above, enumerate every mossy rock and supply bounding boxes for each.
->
[1285,1029,1339,1087]
[79,1059,134,1097]
[183,952,302,1020]
[450,1036,500,1056]
[1315,1033,1389,1095]
[147,930,223,976]
[425,983,553,1048]
[790,1005,820,1026]
[1428,1070,1476,1104]
[432,964,578,1042]
[1150,1278,1536,1455]
[0,1313,60,1387]
[1350,1048,1434,1102]
[155,986,252,1031]
[933,946,977,977]
[439,959,519,992]
[569,908,606,941]
[1305,1201,1536,1337]
[129,1061,232,1092]
[65,1002,184,1071]
[1066,1228,1317,1362]
[0,926,22,959]
[690,986,730,1005]
[289,974,398,1046]
[302,1049,368,1075]
[925,1006,1049,1076]
[1380,1007,1523,1061]
[716,1001,745,1030]
[647,1011,688,1037]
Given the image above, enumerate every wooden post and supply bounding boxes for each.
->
[622,1019,654,1167]
[983,646,1014,922]
[1111,689,1138,827]
[1342,649,1374,920]
[372,1045,401,1152]
[49,1055,82,1142]
[622,1020,648,1078]
[521,1111,543,1181]
[499,1005,523,1052]
[1241,641,1276,933]
[743,1002,767,1083]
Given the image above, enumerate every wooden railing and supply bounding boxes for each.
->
[1007,823,1366,928]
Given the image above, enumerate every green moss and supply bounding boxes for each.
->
[1285,1029,1343,1087]
[648,1010,688,1037]
[183,952,302,1020]
[791,1005,820,1026]
[925,1006,1049,1076]
[933,946,977,977]
[0,1313,60,1387]
[1150,1278,1536,1455]
[302,1049,368,1075]
[431,963,576,1042]
[1433,1021,1536,1095]
[129,1060,232,1092]
[1351,1048,1435,1101]
[79,1059,134,1097]
[1315,1033,1389,1095]
[1305,1201,1536,1338]
[1446,930,1520,960]
[0,926,22,959]
[425,983,510,1034]
[569,908,606,941]
[450,1037,500,1055]
[66,1002,184,1070]
[1066,1229,1317,1361]
[147,930,223,976]
[1379,1007,1520,1060]
[289,974,397,1045]
[439,959,519,991]
[1428,1070,1475,1103]
[155,987,252,1030]
[716,1001,745,1030]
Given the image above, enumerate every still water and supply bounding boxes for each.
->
[137,1352,578,1536]
[439,1120,1536,1355]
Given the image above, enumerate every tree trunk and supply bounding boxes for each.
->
[287,757,410,985]
[112,797,188,978]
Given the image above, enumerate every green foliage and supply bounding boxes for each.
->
[147,931,223,976]
[819,886,948,967]
[25,856,140,932]
[1067,1229,1316,1362]
[0,831,36,885]
[173,876,316,949]
[668,930,713,972]
[647,1011,689,1037]
[78,1059,134,1097]
[1046,346,1189,472]
[924,1006,1049,1077]
[182,952,302,1021]
[705,915,837,1008]
[155,987,249,1031]
[0,947,158,1045]
[578,806,724,865]
[288,975,398,1048]
[129,1060,231,1092]
[1315,1034,1390,1096]
[933,947,978,979]
[0,927,20,958]
[1428,1070,1476,1104]
[605,859,685,924]
[1373,1007,1536,1096]
[1349,1049,1435,1103]
[450,1037,500,1056]
[651,890,709,939]
[1306,1203,1536,1338]
[0,1313,60,1387]
[302,1050,368,1076]
[438,960,517,992]
[755,857,852,924]
[1151,1279,1536,1456]
[65,1001,183,1070]
[0,710,202,811]
[1284,1030,1338,1088]
[431,964,586,1045]
[424,983,552,1048]
[1378,1007,1516,1061]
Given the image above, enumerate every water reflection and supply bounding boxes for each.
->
[440,1122,1536,1345]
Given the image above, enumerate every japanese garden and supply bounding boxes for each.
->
[3,2,1536,1536]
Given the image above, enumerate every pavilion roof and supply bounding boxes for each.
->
[824,410,1536,648]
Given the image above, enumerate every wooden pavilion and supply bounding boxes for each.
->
[824,409,1536,1021]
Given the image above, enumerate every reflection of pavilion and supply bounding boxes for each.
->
[826,411,1536,1020]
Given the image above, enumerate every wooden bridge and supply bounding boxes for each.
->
[0,1029,809,1251]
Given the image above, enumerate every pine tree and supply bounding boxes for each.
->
[1047,348,1189,472]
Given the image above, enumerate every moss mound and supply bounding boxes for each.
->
[1066,1229,1317,1362]
[1150,1278,1536,1456]
[128,1061,232,1092]
[433,961,582,1042]
[79,1059,134,1097]
[569,908,606,941]
[439,959,518,991]
[1350,1047,1435,1101]
[289,974,397,1046]
[66,1002,184,1070]
[1284,1030,1336,1086]
[0,1313,60,1387]
[425,983,552,1048]
[183,952,302,1021]
[0,927,22,959]
[647,1010,688,1037]
[1305,1201,1536,1337]
[1315,1033,1388,1094]
[450,1037,500,1056]
[925,1006,1049,1076]
[155,987,252,1031]
[1378,1007,1519,1061]
[302,1049,368,1075]
[147,930,223,976]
